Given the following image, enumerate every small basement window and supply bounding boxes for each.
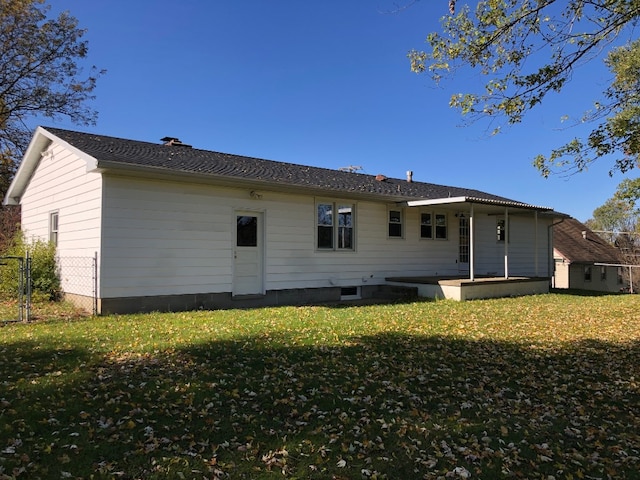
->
[340,286,361,300]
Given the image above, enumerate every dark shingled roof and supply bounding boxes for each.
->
[44,127,547,208]
[554,218,622,264]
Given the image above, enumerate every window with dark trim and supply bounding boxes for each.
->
[584,266,592,282]
[600,266,607,281]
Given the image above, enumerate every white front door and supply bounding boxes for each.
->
[233,211,264,296]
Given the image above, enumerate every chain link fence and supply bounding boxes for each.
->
[57,254,98,315]
[1,253,97,321]
[0,255,31,322]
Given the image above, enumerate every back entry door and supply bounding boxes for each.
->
[233,211,264,296]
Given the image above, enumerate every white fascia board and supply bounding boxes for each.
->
[3,127,51,205]
[2,127,99,205]
[38,127,100,172]
[406,196,554,211]
[405,197,468,207]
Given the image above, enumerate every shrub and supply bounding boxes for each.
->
[0,231,61,300]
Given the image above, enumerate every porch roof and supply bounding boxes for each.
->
[404,196,552,212]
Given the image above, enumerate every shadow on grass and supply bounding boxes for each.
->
[549,287,629,297]
[1,333,639,479]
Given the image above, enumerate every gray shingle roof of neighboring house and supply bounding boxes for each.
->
[554,218,622,264]
[43,127,550,209]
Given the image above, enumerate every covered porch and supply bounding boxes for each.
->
[391,195,562,300]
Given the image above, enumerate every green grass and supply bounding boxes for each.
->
[1,293,639,479]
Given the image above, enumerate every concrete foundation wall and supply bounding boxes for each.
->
[95,284,418,315]
[388,278,549,302]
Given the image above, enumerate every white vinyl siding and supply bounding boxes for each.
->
[19,143,102,298]
[472,214,549,277]
[99,178,484,297]
[101,176,235,298]
[20,144,102,256]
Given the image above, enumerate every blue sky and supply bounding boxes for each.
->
[42,1,637,222]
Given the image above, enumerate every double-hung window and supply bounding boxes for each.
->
[317,202,355,250]
[421,212,433,239]
[421,212,447,240]
[435,213,447,239]
[388,209,403,238]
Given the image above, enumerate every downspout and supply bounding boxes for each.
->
[548,218,566,286]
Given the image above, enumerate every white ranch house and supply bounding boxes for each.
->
[4,127,564,313]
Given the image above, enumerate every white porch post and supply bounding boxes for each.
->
[504,207,509,279]
[470,204,475,281]
[534,211,539,277]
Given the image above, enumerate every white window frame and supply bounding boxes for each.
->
[421,211,448,240]
[388,208,404,239]
[49,211,59,246]
[420,211,433,239]
[496,217,510,243]
[316,200,356,251]
[434,213,448,240]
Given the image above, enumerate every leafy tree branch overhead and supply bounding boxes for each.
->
[0,0,104,200]
[412,0,640,177]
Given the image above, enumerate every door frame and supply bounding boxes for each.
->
[458,214,470,274]
[232,209,265,297]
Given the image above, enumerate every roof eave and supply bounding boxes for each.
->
[404,196,553,212]
[3,127,100,205]
[3,127,51,205]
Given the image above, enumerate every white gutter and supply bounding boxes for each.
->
[406,196,469,207]
[405,196,552,211]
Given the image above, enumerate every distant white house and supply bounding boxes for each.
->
[553,218,625,293]
[4,127,563,313]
